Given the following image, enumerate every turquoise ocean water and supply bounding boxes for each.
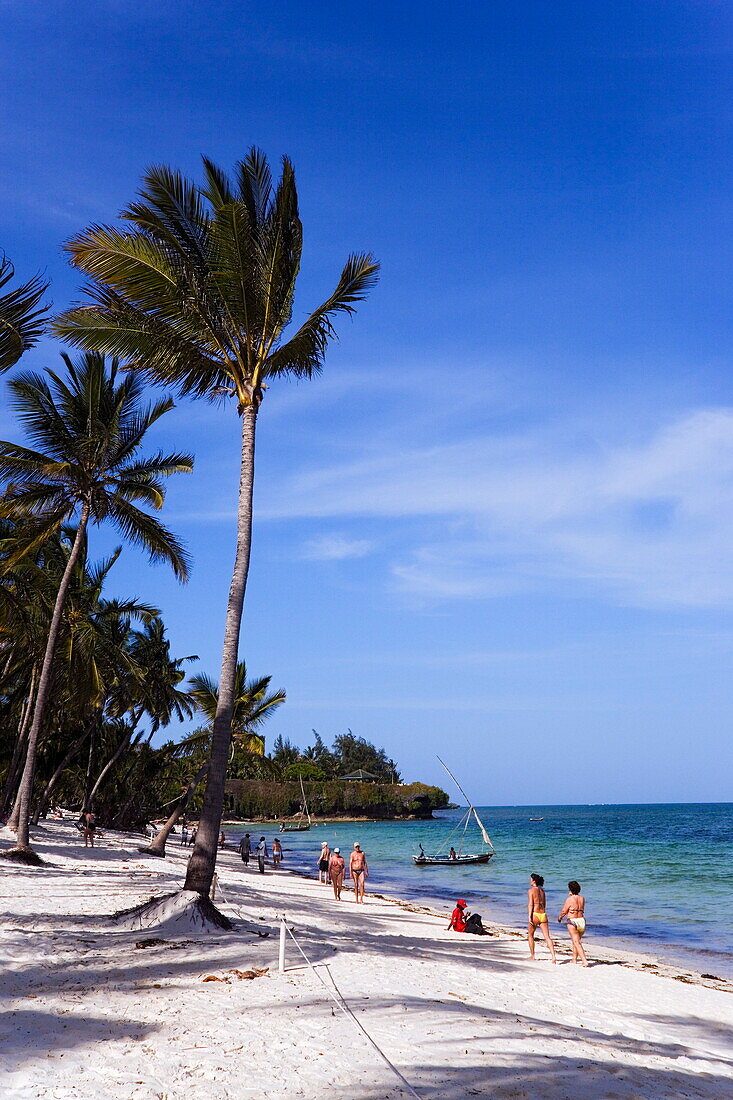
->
[228,803,733,978]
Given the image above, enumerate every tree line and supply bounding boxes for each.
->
[0,148,378,920]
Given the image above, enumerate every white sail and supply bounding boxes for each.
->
[472,806,494,850]
[437,755,495,852]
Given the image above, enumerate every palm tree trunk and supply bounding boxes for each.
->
[2,666,37,815]
[141,761,208,857]
[85,712,142,812]
[3,506,90,858]
[184,405,257,894]
[33,722,93,824]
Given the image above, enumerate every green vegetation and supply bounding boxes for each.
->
[224,780,449,821]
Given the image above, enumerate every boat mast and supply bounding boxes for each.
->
[436,756,494,851]
[299,773,312,826]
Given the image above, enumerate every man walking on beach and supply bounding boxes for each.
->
[349,842,368,902]
[239,832,251,865]
[257,836,268,874]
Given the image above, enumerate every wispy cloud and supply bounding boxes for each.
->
[262,407,733,608]
[301,534,374,561]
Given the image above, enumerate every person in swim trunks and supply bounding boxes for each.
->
[558,880,588,966]
[349,843,368,903]
[527,873,556,962]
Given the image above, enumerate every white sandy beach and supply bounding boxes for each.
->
[1,820,731,1100]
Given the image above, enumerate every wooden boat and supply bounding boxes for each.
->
[413,757,495,867]
[414,852,492,866]
[280,775,313,832]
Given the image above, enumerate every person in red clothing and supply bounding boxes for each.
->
[447,899,467,932]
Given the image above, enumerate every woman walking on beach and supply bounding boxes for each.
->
[528,873,556,962]
[558,880,588,966]
[329,847,345,899]
[317,842,331,884]
[272,837,283,867]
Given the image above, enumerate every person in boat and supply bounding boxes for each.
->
[329,847,345,900]
[239,832,251,865]
[527,873,557,963]
[272,837,283,867]
[317,842,331,884]
[449,847,457,860]
[418,843,425,859]
[558,880,588,966]
[349,843,368,902]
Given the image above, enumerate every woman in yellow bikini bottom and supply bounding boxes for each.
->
[527,874,557,962]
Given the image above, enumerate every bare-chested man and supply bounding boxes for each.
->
[348,842,368,903]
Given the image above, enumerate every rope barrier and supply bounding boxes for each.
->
[214,876,421,1098]
[282,918,423,1100]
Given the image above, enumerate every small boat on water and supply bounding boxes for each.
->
[413,757,495,867]
[280,775,313,832]
[529,817,544,822]
[414,851,492,866]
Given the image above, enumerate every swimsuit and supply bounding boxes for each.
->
[568,917,586,934]
[532,912,548,925]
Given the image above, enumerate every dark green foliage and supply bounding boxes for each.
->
[224,779,449,821]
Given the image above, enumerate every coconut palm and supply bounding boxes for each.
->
[0,352,193,860]
[54,148,378,897]
[0,256,49,373]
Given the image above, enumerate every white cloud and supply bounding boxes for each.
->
[301,534,374,561]
[263,407,733,608]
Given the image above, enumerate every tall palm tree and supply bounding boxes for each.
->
[0,352,193,860]
[54,149,378,897]
[0,256,49,373]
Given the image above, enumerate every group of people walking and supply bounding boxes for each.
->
[317,841,368,902]
[526,873,588,965]
[237,832,283,873]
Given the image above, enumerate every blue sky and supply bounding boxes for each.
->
[2,1,732,803]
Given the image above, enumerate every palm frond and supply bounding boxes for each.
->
[106,494,190,581]
[264,252,379,379]
[0,256,50,373]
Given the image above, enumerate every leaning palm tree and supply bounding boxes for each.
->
[0,352,193,861]
[54,148,378,899]
[0,256,49,373]
[141,664,285,859]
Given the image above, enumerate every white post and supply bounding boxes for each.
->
[279,916,286,974]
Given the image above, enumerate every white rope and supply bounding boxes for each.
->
[214,879,422,1096]
[283,919,423,1100]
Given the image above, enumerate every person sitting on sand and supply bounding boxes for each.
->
[272,837,283,867]
[447,899,467,931]
[349,843,368,903]
[528,873,557,963]
[328,847,345,900]
[558,880,589,966]
[317,842,331,884]
[83,811,96,848]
